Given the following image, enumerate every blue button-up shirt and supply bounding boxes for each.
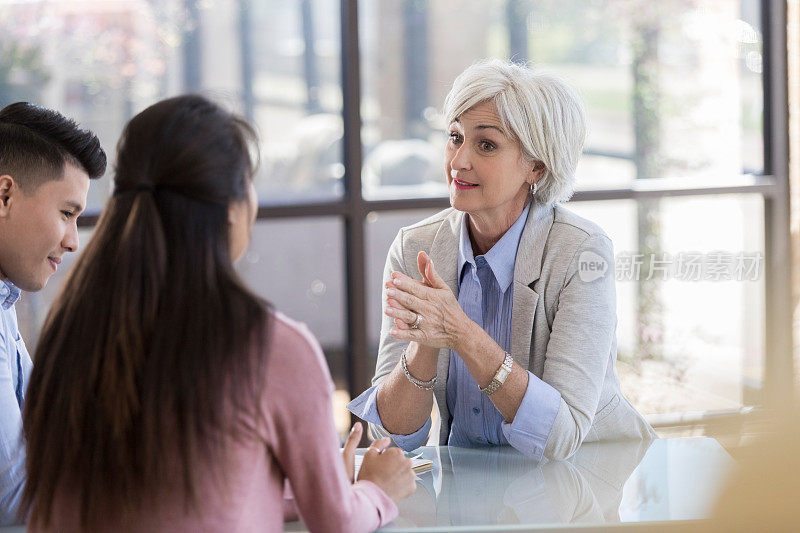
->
[0,279,32,524]
[349,203,561,461]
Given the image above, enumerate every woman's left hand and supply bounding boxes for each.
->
[341,422,363,483]
[385,251,474,352]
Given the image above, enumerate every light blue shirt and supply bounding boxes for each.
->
[0,279,32,524]
[349,202,561,461]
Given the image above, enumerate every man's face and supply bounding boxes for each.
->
[0,162,90,291]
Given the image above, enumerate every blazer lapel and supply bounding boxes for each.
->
[428,209,461,291]
[427,210,462,438]
[512,202,556,370]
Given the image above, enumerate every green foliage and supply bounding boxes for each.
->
[0,38,50,108]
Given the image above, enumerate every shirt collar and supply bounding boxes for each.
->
[0,279,21,310]
[458,201,532,292]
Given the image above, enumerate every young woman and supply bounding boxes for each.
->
[21,95,414,532]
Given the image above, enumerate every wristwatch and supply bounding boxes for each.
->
[479,353,514,395]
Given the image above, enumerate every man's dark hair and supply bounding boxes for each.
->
[0,102,106,191]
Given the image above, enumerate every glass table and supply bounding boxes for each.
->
[290,437,734,531]
[0,437,731,532]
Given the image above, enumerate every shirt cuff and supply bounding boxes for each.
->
[501,371,561,461]
[347,385,431,451]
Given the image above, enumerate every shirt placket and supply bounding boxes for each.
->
[457,263,486,445]
[476,259,502,444]
[15,349,23,405]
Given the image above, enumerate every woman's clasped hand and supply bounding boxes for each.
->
[385,251,473,352]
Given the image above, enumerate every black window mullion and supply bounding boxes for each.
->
[77,177,781,228]
[340,0,371,413]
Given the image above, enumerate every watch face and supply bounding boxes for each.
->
[496,367,511,383]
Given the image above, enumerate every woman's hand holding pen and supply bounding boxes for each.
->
[359,443,416,503]
[342,423,416,503]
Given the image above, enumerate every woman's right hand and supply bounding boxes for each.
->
[357,438,416,503]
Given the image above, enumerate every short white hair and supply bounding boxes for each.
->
[443,59,587,206]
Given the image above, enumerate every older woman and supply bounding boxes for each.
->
[348,59,655,462]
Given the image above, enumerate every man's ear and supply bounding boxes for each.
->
[0,175,16,217]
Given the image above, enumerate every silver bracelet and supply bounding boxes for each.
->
[401,347,436,390]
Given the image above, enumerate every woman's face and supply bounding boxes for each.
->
[228,182,258,262]
[445,101,536,224]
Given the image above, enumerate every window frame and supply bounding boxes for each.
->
[75,0,792,425]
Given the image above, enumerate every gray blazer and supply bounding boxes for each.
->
[370,201,656,460]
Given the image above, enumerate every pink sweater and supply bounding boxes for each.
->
[35,312,397,532]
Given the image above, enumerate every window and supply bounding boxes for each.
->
[2,0,790,438]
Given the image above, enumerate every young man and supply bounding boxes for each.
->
[0,102,106,523]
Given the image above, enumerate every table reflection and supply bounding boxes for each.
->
[386,437,733,531]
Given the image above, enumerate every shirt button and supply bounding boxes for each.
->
[472,407,481,415]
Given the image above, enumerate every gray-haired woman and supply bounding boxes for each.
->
[348,59,655,461]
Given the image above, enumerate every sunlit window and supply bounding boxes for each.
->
[1,0,787,442]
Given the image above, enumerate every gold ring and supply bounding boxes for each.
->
[411,313,422,329]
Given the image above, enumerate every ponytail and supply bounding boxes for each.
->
[99,190,166,437]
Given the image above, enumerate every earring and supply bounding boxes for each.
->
[530,180,538,196]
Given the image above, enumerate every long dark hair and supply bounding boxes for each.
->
[22,95,270,529]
